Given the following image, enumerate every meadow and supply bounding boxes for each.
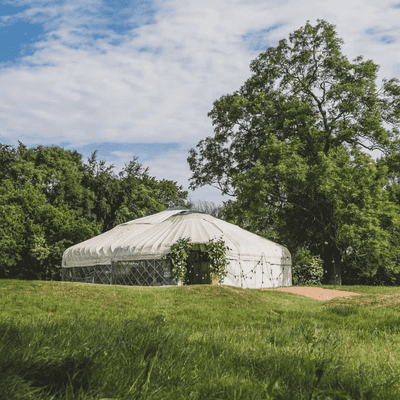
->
[1,279,400,399]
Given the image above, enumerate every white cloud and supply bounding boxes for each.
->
[0,0,399,205]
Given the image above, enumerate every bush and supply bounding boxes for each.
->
[292,248,324,285]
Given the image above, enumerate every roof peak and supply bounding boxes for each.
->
[165,208,209,216]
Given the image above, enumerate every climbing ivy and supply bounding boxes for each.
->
[204,237,230,284]
[164,238,192,284]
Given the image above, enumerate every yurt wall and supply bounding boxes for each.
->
[62,210,292,288]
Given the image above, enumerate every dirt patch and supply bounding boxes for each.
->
[264,286,361,301]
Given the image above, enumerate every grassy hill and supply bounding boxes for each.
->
[1,280,400,399]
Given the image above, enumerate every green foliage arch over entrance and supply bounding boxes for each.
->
[164,237,230,285]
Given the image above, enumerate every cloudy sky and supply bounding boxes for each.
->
[0,0,399,205]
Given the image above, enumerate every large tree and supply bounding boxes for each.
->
[0,143,101,280]
[188,19,400,284]
[0,142,188,280]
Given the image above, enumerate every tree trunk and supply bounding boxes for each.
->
[332,246,342,285]
[323,242,342,285]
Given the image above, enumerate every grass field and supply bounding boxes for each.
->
[1,279,400,399]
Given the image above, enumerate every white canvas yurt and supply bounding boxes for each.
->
[62,209,292,288]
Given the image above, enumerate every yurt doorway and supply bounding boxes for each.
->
[186,244,211,285]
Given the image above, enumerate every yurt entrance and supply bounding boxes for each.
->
[185,244,211,285]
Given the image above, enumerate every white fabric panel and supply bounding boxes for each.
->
[113,213,290,265]
[62,209,185,267]
[281,264,292,287]
[221,258,241,288]
[121,210,185,226]
[62,210,292,288]
[206,217,288,263]
[113,214,239,261]
[227,259,291,289]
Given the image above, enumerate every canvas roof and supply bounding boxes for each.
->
[62,209,185,267]
[62,210,290,268]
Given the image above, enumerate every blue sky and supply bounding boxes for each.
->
[0,0,399,205]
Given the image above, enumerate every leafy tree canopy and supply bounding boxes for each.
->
[188,19,400,284]
[0,142,188,280]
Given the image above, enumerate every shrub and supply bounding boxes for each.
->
[292,248,324,285]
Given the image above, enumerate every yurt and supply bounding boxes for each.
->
[62,209,292,289]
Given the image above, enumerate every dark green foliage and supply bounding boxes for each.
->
[188,19,400,285]
[291,248,324,285]
[164,237,192,284]
[81,151,187,231]
[0,143,101,281]
[204,237,230,283]
[0,142,188,280]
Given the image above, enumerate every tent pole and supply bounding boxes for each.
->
[111,262,115,285]
[261,259,263,290]
[256,259,260,288]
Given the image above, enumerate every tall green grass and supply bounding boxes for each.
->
[1,280,400,399]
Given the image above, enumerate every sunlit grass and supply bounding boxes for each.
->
[1,279,400,399]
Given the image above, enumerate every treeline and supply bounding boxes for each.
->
[0,142,188,280]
